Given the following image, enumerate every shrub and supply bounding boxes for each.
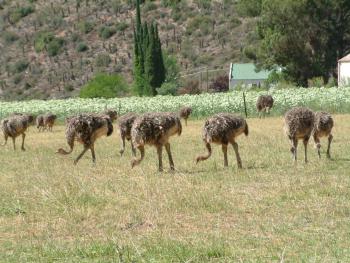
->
[178,80,201,95]
[116,22,129,32]
[47,38,65,56]
[95,53,111,67]
[76,42,88,52]
[156,82,178,95]
[144,1,157,12]
[98,26,116,39]
[3,31,19,44]
[34,31,64,56]
[308,77,324,88]
[12,60,29,74]
[64,85,74,92]
[209,74,229,93]
[78,21,95,34]
[9,6,34,23]
[79,73,129,98]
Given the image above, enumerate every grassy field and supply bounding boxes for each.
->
[1,115,350,262]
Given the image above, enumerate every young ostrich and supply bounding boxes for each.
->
[179,106,192,126]
[196,113,248,168]
[256,95,274,118]
[1,114,35,151]
[56,114,113,164]
[36,113,57,131]
[284,107,315,163]
[131,112,182,171]
[117,112,138,156]
[313,111,334,159]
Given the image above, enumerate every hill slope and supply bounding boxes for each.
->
[0,0,255,100]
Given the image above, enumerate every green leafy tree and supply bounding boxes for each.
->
[251,0,350,86]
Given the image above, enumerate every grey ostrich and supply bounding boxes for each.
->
[256,95,274,118]
[131,112,182,171]
[179,106,192,126]
[1,114,35,151]
[56,114,113,164]
[313,111,334,159]
[196,113,248,168]
[117,112,138,156]
[284,107,315,163]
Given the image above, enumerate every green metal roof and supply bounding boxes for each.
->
[230,63,272,80]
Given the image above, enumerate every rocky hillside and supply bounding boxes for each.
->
[0,0,255,100]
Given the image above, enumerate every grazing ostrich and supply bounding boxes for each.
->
[1,114,35,151]
[103,109,118,122]
[313,111,334,159]
[284,107,315,163]
[56,114,113,164]
[179,106,192,126]
[256,95,274,118]
[196,113,248,168]
[37,113,57,131]
[117,112,138,156]
[131,112,182,171]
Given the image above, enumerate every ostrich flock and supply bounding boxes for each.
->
[0,95,334,171]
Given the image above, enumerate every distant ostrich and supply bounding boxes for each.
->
[313,111,334,159]
[131,112,182,171]
[37,113,57,131]
[103,109,118,122]
[256,95,274,118]
[284,107,315,163]
[117,112,138,156]
[1,114,35,151]
[196,113,248,168]
[56,114,113,164]
[179,106,192,126]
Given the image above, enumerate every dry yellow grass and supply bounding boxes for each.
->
[1,115,350,262]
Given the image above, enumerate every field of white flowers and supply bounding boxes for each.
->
[0,87,349,120]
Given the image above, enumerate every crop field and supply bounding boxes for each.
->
[1,115,350,262]
[1,87,350,120]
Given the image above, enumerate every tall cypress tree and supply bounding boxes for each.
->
[133,0,166,96]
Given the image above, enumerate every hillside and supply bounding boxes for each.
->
[0,0,255,100]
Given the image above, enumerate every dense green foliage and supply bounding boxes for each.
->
[133,0,166,96]
[79,74,129,98]
[247,0,350,86]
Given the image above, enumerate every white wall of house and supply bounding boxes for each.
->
[230,79,266,89]
[339,62,350,86]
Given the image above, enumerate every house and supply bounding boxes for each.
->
[229,63,273,89]
[338,54,350,86]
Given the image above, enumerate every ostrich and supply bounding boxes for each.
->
[1,114,35,151]
[196,113,248,168]
[36,113,57,131]
[179,106,192,126]
[313,111,334,159]
[284,107,315,163]
[131,112,182,171]
[117,112,138,156]
[103,109,118,122]
[56,113,113,164]
[256,95,274,118]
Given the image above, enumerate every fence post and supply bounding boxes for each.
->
[243,91,248,118]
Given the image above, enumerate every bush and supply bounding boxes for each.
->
[78,21,95,34]
[156,82,178,95]
[3,31,19,44]
[178,80,201,95]
[116,22,129,32]
[12,60,29,74]
[144,2,157,12]
[98,26,116,39]
[209,74,229,93]
[76,42,88,52]
[95,53,111,67]
[10,6,34,23]
[308,77,324,88]
[47,38,65,57]
[79,73,129,98]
